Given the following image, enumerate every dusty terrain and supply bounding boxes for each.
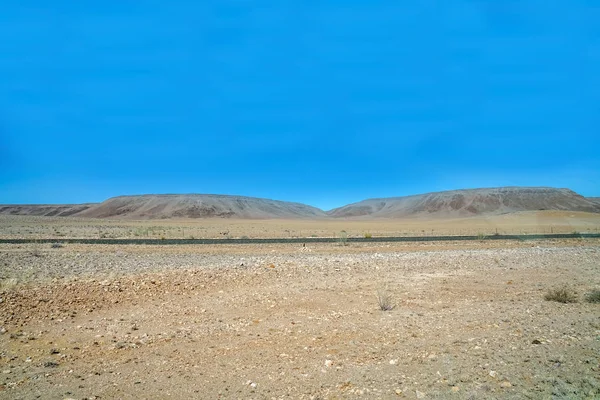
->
[1,210,600,240]
[1,238,599,399]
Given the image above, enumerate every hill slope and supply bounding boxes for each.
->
[0,204,96,217]
[1,188,598,220]
[327,187,600,218]
[75,194,328,219]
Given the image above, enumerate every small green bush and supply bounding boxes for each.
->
[364,232,372,239]
[544,287,578,303]
[584,289,600,304]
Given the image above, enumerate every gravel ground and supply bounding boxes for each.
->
[1,240,599,399]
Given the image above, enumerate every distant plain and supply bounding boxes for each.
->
[1,210,599,240]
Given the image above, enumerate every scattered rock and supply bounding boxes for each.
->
[44,361,59,368]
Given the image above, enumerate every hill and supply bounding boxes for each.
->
[75,194,328,219]
[0,204,96,217]
[1,188,598,220]
[327,187,600,218]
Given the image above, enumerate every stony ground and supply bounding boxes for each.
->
[1,240,599,399]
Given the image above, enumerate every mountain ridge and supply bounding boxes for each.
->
[1,187,599,219]
[327,187,600,218]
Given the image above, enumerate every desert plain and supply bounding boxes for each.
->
[1,212,599,399]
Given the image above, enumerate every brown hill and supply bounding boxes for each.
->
[0,204,96,217]
[75,194,328,219]
[327,187,600,218]
[2,188,598,220]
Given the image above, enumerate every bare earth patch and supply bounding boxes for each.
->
[1,240,599,399]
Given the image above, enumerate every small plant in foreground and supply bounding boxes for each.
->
[30,243,42,257]
[377,289,395,311]
[337,230,349,246]
[364,232,372,239]
[584,289,600,304]
[544,287,578,303]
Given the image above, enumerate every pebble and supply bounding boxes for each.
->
[245,380,258,389]
[324,359,334,368]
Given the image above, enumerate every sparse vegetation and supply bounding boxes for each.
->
[376,289,395,311]
[50,243,63,249]
[30,243,42,257]
[476,232,487,240]
[544,287,578,303]
[584,289,600,303]
[337,230,349,246]
[364,232,372,239]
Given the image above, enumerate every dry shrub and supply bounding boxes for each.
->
[544,287,578,303]
[377,289,395,311]
[584,289,600,304]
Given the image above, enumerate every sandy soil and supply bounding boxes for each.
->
[1,211,600,240]
[1,239,599,399]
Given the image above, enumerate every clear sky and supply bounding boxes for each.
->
[1,1,599,210]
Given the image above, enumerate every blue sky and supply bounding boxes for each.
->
[1,1,599,210]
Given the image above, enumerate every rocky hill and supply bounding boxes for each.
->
[0,204,96,217]
[2,188,598,219]
[75,194,328,219]
[588,197,600,205]
[327,187,600,218]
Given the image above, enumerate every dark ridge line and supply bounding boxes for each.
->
[1,233,598,245]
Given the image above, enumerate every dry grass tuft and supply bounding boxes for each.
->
[377,289,395,311]
[544,287,578,303]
